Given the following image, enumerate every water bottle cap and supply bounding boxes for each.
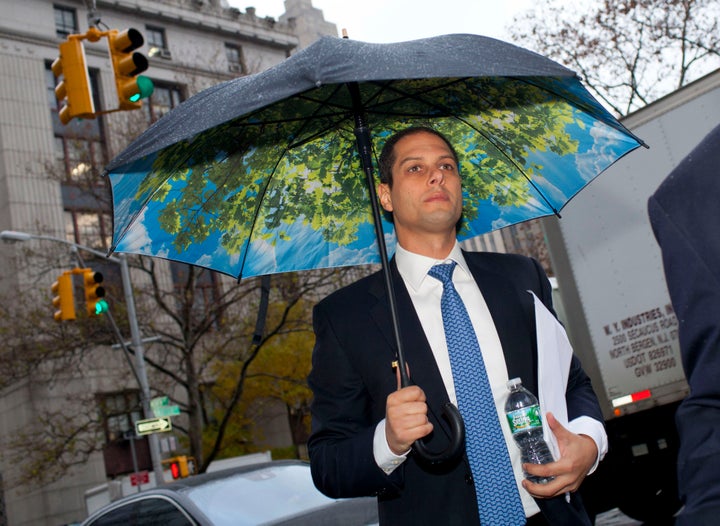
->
[507,377,522,389]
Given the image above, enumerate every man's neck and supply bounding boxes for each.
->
[396,232,457,260]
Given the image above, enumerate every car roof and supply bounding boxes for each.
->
[163,459,310,491]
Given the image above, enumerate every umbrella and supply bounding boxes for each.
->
[105,33,644,462]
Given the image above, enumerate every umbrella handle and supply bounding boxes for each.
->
[411,402,465,465]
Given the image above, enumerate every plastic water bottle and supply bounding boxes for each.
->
[504,377,555,484]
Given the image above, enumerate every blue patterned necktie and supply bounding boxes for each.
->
[428,262,525,526]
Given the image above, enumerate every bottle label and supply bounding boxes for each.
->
[506,405,543,434]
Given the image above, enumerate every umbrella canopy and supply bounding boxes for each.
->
[106,33,645,464]
[105,34,644,279]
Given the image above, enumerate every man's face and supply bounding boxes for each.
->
[378,131,463,243]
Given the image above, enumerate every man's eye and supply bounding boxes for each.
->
[407,165,421,173]
[441,163,456,171]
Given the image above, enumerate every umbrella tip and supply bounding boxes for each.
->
[342,28,349,39]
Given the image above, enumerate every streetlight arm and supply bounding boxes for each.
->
[0,230,121,263]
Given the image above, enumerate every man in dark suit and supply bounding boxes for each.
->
[648,123,720,526]
[308,127,607,525]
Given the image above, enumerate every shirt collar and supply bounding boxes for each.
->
[395,242,471,292]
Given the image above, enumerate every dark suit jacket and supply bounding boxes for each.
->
[308,250,603,525]
[648,123,720,526]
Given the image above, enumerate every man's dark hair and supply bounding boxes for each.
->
[377,126,459,187]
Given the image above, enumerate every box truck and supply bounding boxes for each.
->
[542,69,720,522]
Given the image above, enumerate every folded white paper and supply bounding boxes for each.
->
[530,291,573,461]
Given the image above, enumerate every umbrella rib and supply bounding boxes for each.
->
[236,111,348,128]
[361,78,471,112]
[236,154,287,280]
[373,80,562,217]
[278,80,465,147]
[280,89,363,149]
[236,84,354,278]
[228,86,355,151]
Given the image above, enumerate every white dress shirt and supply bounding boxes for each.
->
[373,243,607,517]
[372,242,608,516]
[372,242,541,516]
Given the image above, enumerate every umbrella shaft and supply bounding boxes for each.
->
[348,82,410,388]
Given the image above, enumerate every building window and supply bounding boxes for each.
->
[142,83,183,123]
[46,67,60,107]
[65,210,113,250]
[54,4,78,38]
[55,135,106,183]
[98,391,143,443]
[47,62,111,250]
[146,25,169,58]
[225,44,244,74]
[46,63,106,181]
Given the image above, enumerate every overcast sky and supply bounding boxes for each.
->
[228,0,534,43]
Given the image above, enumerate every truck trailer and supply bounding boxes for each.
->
[542,68,720,522]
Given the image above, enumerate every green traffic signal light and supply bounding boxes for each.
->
[128,75,154,102]
[95,298,109,315]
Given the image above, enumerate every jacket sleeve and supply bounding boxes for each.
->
[307,299,402,499]
[649,174,720,524]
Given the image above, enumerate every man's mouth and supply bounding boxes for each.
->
[425,191,449,203]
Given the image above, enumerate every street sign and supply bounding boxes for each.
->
[154,405,180,417]
[151,396,180,417]
[150,396,169,411]
[130,470,149,486]
[135,416,172,436]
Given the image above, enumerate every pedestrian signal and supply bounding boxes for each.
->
[108,28,154,110]
[163,456,196,479]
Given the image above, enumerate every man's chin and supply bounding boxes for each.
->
[421,212,463,234]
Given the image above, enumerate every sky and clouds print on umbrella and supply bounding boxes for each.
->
[107,35,643,279]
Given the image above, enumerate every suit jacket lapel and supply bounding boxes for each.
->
[465,253,539,395]
[368,260,454,437]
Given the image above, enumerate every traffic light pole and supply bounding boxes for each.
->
[115,253,166,483]
[0,230,165,484]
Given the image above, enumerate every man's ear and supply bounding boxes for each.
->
[378,183,393,212]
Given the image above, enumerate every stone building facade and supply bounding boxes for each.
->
[0,1,336,524]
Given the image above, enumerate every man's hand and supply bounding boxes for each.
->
[385,366,433,455]
[521,412,598,499]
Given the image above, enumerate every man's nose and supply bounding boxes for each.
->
[428,167,444,185]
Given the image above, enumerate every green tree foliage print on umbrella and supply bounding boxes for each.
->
[108,36,642,280]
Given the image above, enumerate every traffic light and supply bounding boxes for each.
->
[51,37,95,125]
[81,268,108,316]
[163,456,196,479]
[51,271,76,322]
[108,28,154,110]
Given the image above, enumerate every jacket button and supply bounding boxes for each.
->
[465,474,474,485]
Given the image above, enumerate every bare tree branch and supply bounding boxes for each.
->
[510,0,720,116]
